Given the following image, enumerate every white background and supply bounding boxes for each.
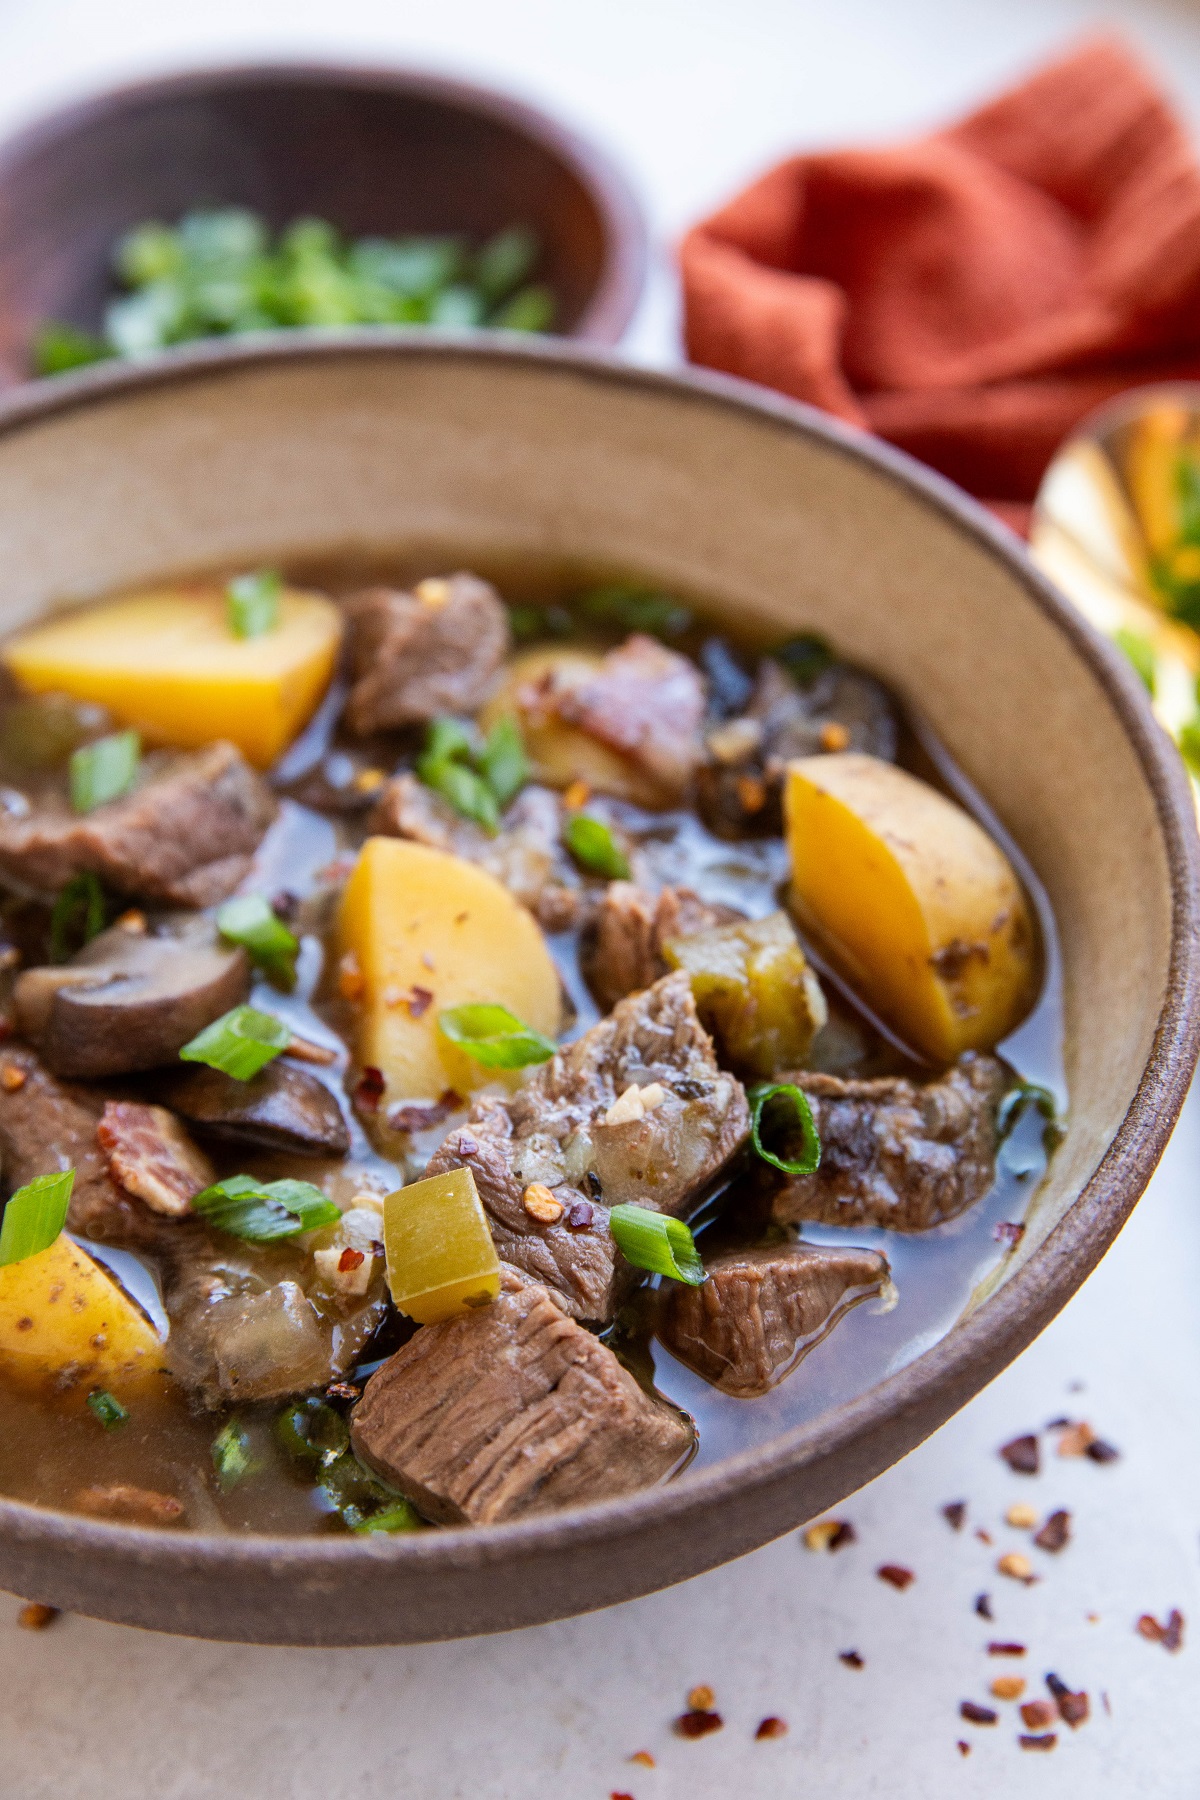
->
[0,2,1198,1794]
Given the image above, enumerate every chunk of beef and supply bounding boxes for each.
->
[771,1052,1007,1231]
[369,773,580,931]
[342,573,509,735]
[659,1241,890,1397]
[154,1060,351,1158]
[96,1101,214,1217]
[0,1043,163,1251]
[351,1270,693,1524]
[698,658,900,837]
[581,880,741,1011]
[0,741,277,904]
[525,633,706,806]
[427,972,749,1322]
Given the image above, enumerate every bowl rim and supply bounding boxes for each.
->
[0,329,1196,1583]
[0,57,648,346]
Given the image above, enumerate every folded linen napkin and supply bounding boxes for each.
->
[680,36,1200,525]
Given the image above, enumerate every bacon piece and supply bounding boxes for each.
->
[75,1483,186,1526]
[96,1101,214,1217]
[533,634,706,804]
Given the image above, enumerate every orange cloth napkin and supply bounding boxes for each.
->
[680,36,1200,523]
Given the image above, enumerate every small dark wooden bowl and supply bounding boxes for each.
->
[0,62,647,384]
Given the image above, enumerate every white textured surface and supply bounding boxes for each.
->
[0,1,1198,1793]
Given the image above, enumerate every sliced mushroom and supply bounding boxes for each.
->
[12,915,249,1078]
[155,1059,351,1158]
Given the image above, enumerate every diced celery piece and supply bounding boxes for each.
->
[662,910,827,1079]
[383,1166,501,1324]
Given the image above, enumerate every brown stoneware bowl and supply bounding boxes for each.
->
[0,337,1195,1643]
[0,63,646,384]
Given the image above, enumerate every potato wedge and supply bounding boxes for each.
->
[0,1234,168,1400]
[337,837,562,1103]
[784,754,1037,1061]
[480,646,665,806]
[3,583,343,768]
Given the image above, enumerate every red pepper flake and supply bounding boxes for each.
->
[1033,1508,1071,1553]
[16,1602,58,1630]
[324,1381,360,1403]
[387,1091,461,1134]
[959,1701,998,1726]
[1056,1689,1089,1729]
[674,1709,723,1739]
[628,1752,655,1769]
[877,1563,914,1590]
[1136,1609,1185,1651]
[457,1135,478,1156]
[994,1221,1025,1246]
[839,1650,864,1669]
[1085,1437,1120,1464]
[566,1199,594,1231]
[988,1642,1026,1657]
[755,1716,788,1739]
[1021,1699,1056,1729]
[999,1433,1040,1475]
[975,1528,993,1546]
[975,1593,993,1620]
[956,1741,971,1757]
[611,1792,636,1799]
[942,1500,966,1531]
[337,1247,366,1273]
[1019,1733,1057,1751]
[1053,1420,1095,1457]
[404,985,434,1019]
[353,1066,385,1113]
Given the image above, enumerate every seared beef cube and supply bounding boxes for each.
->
[0,740,276,905]
[0,1043,163,1251]
[342,574,509,734]
[537,632,706,806]
[427,972,749,1321]
[659,1242,889,1397]
[698,658,899,837]
[369,773,580,931]
[352,1273,693,1524]
[155,1059,351,1158]
[580,881,740,1011]
[771,1052,1007,1231]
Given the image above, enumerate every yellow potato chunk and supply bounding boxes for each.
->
[383,1167,501,1324]
[3,584,343,768]
[0,1235,168,1400]
[480,646,662,805]
[337,837,562,1103]
[784,754,1037,1061]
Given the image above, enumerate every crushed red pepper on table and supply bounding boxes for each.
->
[975,1594,994,1619]
[755,1716,788,1739]
[942,1500,966,1531]
[877,1563,914,1590]
[1137,1609,1185,1652]
[988,1642,1026,1656]
[803,1518,856,1551]
[960,1701,998,1725]
[1019,1733,1057,1751]
[674,1710,723,1739]
[839,1649,865,1669]
[1020,1699,1056,1730]
[956,1741,971,1757]
[1033,1508,1071,1552]
[999,1433,1040,1475]
[628,1752,655,1769]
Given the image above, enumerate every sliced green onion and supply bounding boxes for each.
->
[775,633,834,686]
[491,285,555,332]
[563,812,630,879]
[748,1083,821,1175]
[474,225,538,303]
[507,602,573,642]
[439,1002,557,1069]
[216,894,299,988]
[274,1397,350,1467]
[477,714,528,809]
[212,1417,254,1491]
[579,582,692,639]
[226,568,282,639]
[997,1080,1063,1153]
[33,322,113,377]
[350,1501,423,1534]
[192,1174,340,1242]
[49,871,106,963]
[179,1004,291,1080]
[419,752,500,832]
[608,1202,706,1285]
[69,729,140,813]
[315,1448,424,1532]
[0,1169,74,1266]
[1112,627,1157,697]
[86,1388,128,1430]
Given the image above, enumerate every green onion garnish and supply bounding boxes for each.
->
[351,1501,424,1534]
[474,225,538,303]
[226,568,282,639]
[775,632,834,686]
[748,1083,821,1175]
[608,1202,706,1285]
[563,813,630,880]
[477,715,529,810]
[49,871,106,963]
[86,1388,129,1430]
[997,1080,1063,1153]
[69,730,140,813]
[1112,627,1157,697]
[579,583,693,639]
[216,894,299,989]
[0,1169,74,1266]
[179,1004,291,1080]
[192,1174,340,1242]
[32,321,113,376]
[274,1397,350,1467]
[212,1417,255,1491]
[438,1002,557,1069]
[507,602,573,643]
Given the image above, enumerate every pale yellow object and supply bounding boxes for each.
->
[1005,1502,1038,1529]
[337,836,561,1103]
[1035,437,1150,596]
[1123,402,1190,556]
[784,754,1037,1062]
[0,1234,167,1400]
[2,584,343,768]
[480,646,663,806]
[382,1166,501,1323]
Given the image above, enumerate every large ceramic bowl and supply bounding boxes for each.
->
[0,62,647,383]
[0,337,1195,1644]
